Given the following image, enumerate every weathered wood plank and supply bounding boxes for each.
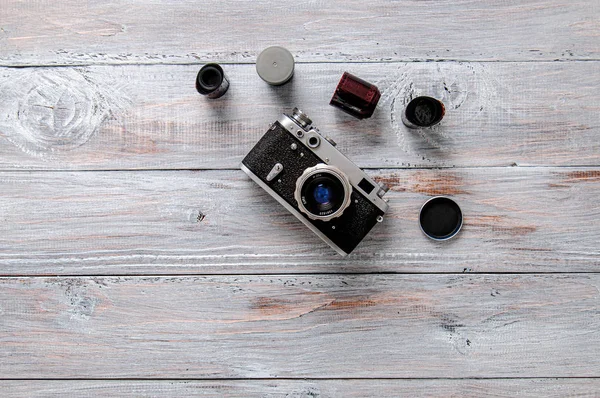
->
[0,0,598,65]
[0,168,598,275]
[0,62,598,170]
[3,379,600,397]
[0,274,598,378]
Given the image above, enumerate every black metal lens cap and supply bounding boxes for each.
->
[419,196,463,240]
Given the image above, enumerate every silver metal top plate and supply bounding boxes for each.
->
[277,113,389,214]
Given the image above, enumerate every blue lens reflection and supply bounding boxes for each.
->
[313,184,332,204]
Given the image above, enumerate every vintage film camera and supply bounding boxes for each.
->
[241,108,389,256]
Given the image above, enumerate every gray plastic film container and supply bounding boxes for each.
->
[256,46,295,86]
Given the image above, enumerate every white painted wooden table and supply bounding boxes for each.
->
[1,1,599,396]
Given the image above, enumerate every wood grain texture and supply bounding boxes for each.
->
[0,274,598,378]
[3,379,600,397]
[2,0,600,391]
[0,0,598,65]
[0,168,599,275]
[0,62,598,170]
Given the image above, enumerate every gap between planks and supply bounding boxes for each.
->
[1,272,600,278]
[2,59,600,68]
[1,377,600,381]
[2,165,600,173]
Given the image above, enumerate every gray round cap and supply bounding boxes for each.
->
[256,46,295,85]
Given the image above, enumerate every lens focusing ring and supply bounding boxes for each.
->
[294,164,352,222]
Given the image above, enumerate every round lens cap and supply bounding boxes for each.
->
[256,46,295,85]
[419,196,463,240]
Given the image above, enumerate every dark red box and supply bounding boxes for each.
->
[330,72,381,119]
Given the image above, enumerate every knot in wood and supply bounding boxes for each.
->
[0,68,114,157]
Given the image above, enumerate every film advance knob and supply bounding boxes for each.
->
[290,107,312,128]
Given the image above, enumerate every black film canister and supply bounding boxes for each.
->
[419,196,463,241]
[196,63,229,99]
[402,96,445,128]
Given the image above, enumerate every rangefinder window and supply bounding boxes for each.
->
[358,178,375,194]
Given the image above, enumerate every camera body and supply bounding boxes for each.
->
[241,108,389,256]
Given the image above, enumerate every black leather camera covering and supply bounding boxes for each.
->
[242,122,383,254]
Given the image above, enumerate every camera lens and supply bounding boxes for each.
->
[313,184,332,204]
[295,164,352,221]
[303,175,345,215]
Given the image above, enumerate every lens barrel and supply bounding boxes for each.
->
[302,174,345,216]
[295,164,352,221]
